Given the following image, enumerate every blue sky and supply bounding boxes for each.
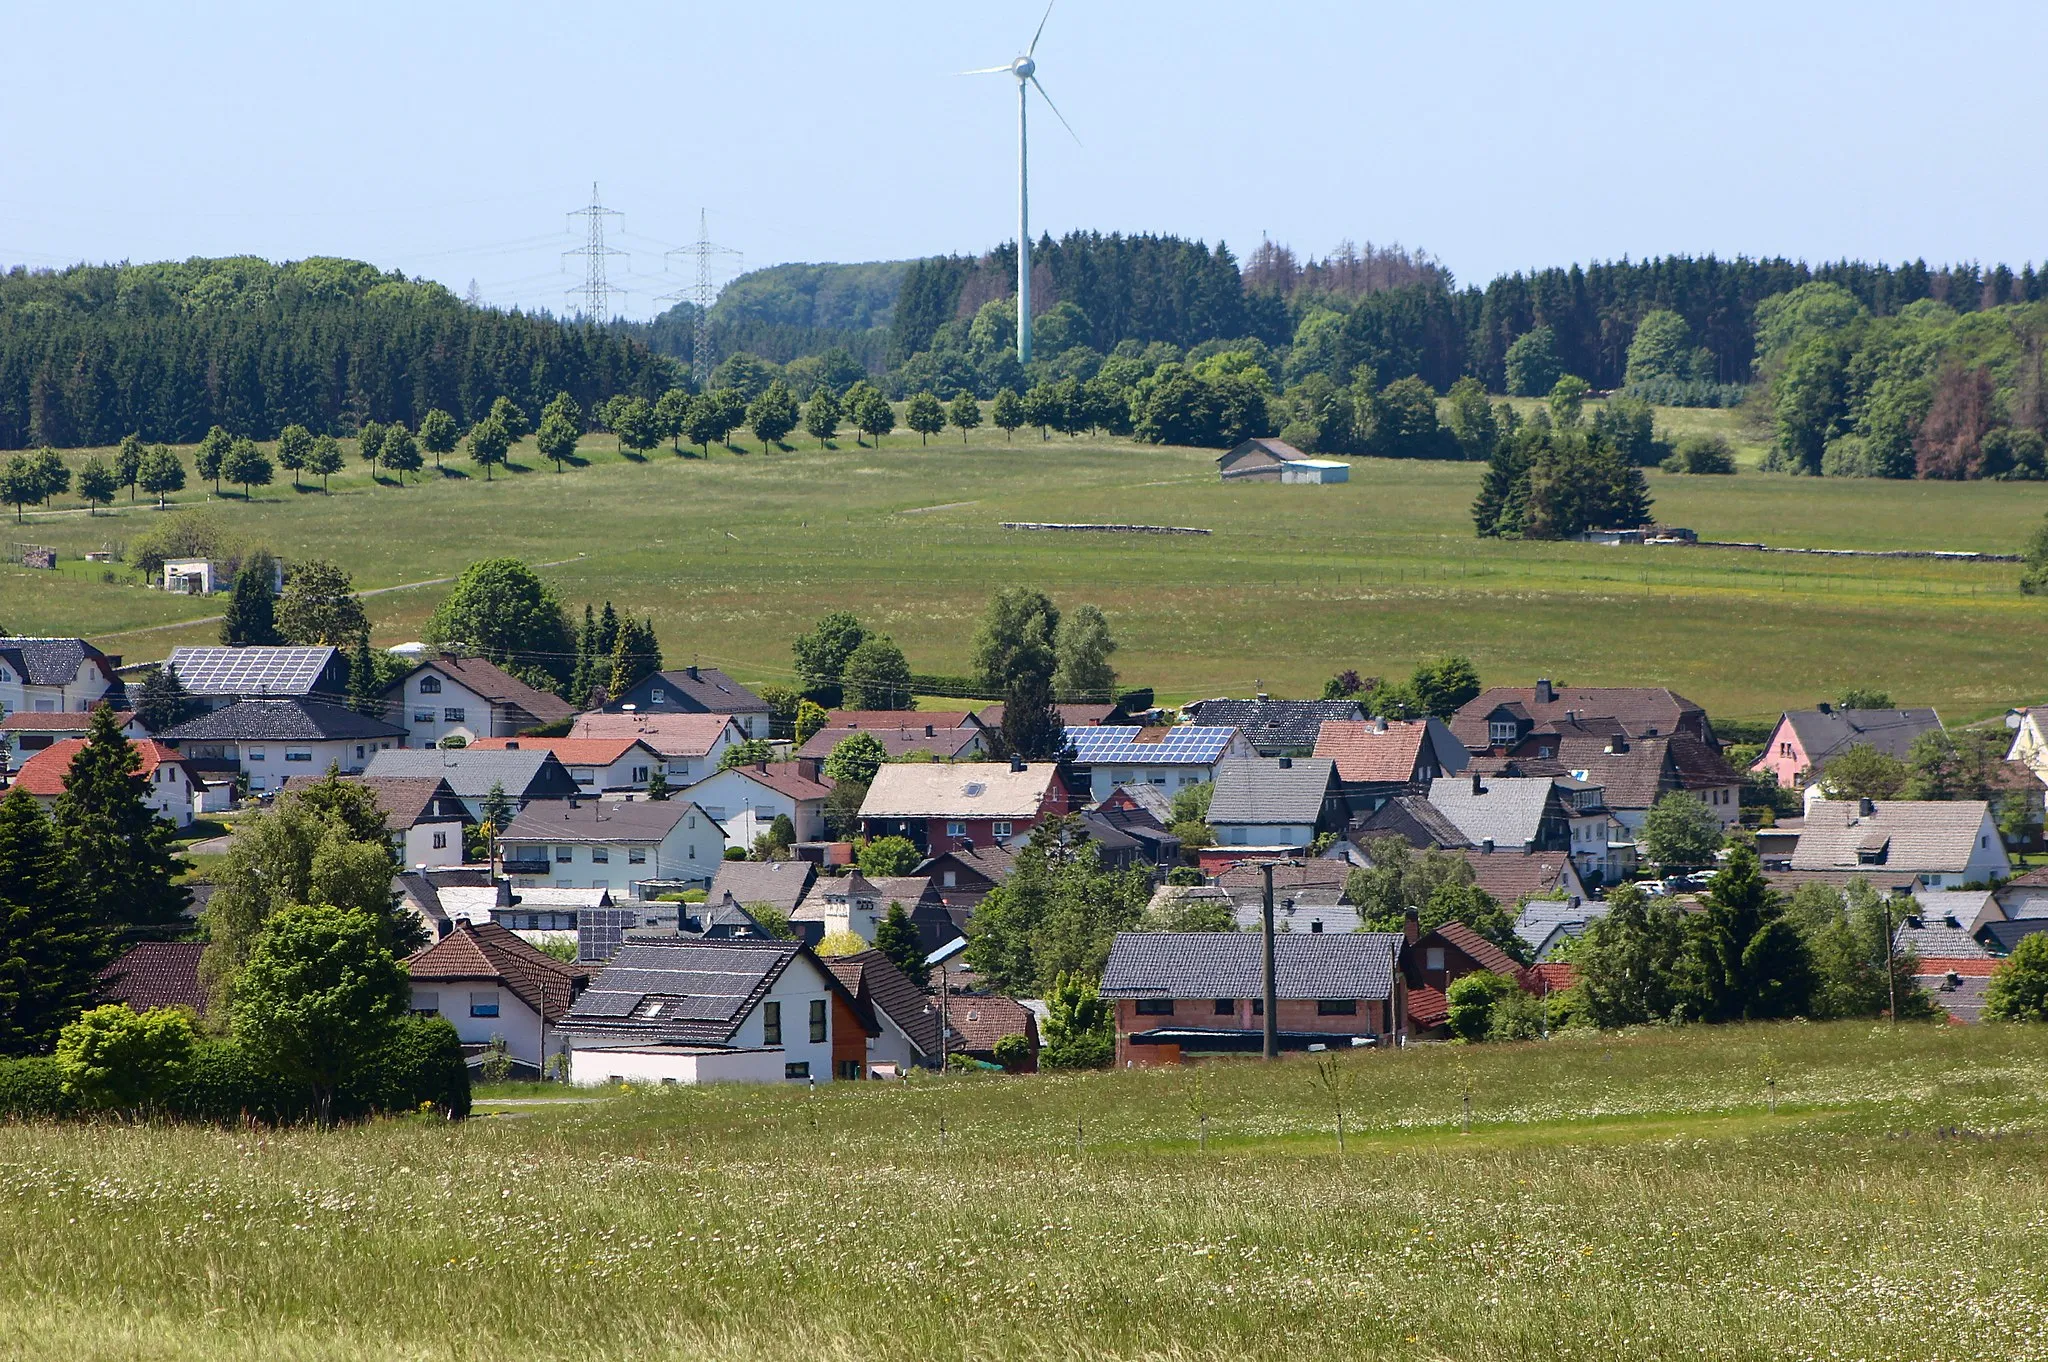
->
[2,1,2040,318]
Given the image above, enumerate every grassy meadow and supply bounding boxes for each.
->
[2,411,2045,722]
[2,1021,2046,1360]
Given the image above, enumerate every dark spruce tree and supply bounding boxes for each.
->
[874,902,929,988]
[133,663,199,733]
[1686,843,1814,1022]
[50,705,190,933]
[220,553,281,646]
[998,669,1069,762]
[0,786,109,1054]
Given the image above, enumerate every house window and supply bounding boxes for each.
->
[651,689,665,704]
[946,821,966,836]
[414,708,435,723]
[443,707,465,723]
[419,676,442,694]
[248,748,266,762]
[1135,999,1174,1016]
[1317,999,1358,1016]
[432,831,448,850]
[943,871,957,888]
[1489,721,1517,745]
[412,991,439,1015]
[469,991,500,1018]
[1780,742,1793,757]
[784,1061,810,1080]
[555,846,574,862]
[1425,947,1446,970]
[836,1060,862,1081]
[1310,920,1324,933]
[632,766,649,783]
[688,816,696,829]
[809,998,827,1043]
[763,1001,782,1045]
[285,750,313,763]
[592,847,608,863]
[629,848,646,864]
[1213,998,1234,1014]
[992,821,1012,837]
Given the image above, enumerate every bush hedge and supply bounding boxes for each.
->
[0,1014,469,1124]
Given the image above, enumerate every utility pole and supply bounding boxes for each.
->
[1260,861,1281,1060]
[665,210,742,388]
[564,182,625,325]
[1882,892,1898,1026]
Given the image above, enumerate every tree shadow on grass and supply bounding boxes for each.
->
[437,465,471,480]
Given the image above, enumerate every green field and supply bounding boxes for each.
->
[3,419,2045,722]
[2,1022,2045,1360]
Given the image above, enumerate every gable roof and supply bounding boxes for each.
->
[635,667,770,716]
[1100,931,1400,1000]
[712,760,833,802]
[0,637,116,687]
[1212,858,1353,896]
[406,921,590,1022]
[1065,725,1240,766]
[470,736,657,767]
[500,797,703,844]
[1314,719,1433,783]
[156,698,407,743]
[363,747,578,801]
[1451,683,1710,750]
[1103,781,1174,822]
[1427,775,1558,850]
[0,709,136,734]
[797,724,985,762]
[280,774,465,831]
[708,859,818,916]
[915,842,1019,886]
[1207,757,1338,826]
[944,994,1038,1054]
[567,711,739,759]
[824,950,941,1056]
[1217,437,1306,467]
[826,710,982,732]
[97,942,207,1014]
[1356,795,1473,850]
[391,656,573,726]
[1514,897,1610,954]
[1183,699,1365,753]
[166,645,337,697]
[1790,800,1996,873]
[1516,732,1738,810]
[1774,708,1943,766]
[565,938,868,1044]
[1455,849,1580,907]
[859,762,1057,820]
[977,702,1124,729]
[1428,920,1522,976]
[794,872,938,922]
[13,737,196,797]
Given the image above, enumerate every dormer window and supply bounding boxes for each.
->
[419,676,442,695]
[1488,720,1518,745]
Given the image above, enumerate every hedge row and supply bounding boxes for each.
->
[0,1015,471,1124]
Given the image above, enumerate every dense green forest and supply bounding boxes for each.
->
[0,256,678,449]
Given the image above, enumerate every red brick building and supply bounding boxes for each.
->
[856,760,1070,856]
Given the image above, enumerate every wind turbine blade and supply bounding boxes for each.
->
[1028,0,1056,56]
[1031,74,1081,145]
[958,64,1013,75]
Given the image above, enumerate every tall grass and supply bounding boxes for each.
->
[2,1022,2045,1360]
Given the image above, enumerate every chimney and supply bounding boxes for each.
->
[1471,771,1484,796]
[686,665,699,681]
[1010,757,1027,773]
[1256,691,1269,703]
[1858,797,1875,817]
[1278,756,1293,769]
[1817,702,1832,715]
[567,795,580,810]
[504,740,519,749]
[1403,906,1421,946]
[1535,678,1554,704]
[1481,838,1494,854]
[798,756,822,782]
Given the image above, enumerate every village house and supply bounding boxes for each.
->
[1402,913,1525,998]
[790,872,952,949]
[381,654,575,748]
[1099,931,1407,1065]
[681,758,835,846]
[942,994,1041,1070]
[2009,707,2048,781]
[822,949,943,1076]
[498,797,728,896]
[469,735,668,792]
[155,698,405,794]
[1182,697,1365,756]
[11,736,206,826]
[560,938,877,1085]
[2,708,148,760]
[707,859,818,926]
[1506,726,1743,833]
[1751,705,1944,789]
[566,711,748,784]
[1090,782,1183,868]
[607,665,773,739]
[1313,716,1470,817]
[1201,756,1346,863]
[362,747,581,822]
[1426,773,1574,855]
[0,637,126,716]
[1456,844,1591,910]
[97,941,208,1016]
[1064,724,1255,802]
[857,760,1070,855]
[797,719,989,763]
[166,645,349,710]
[1788,798,2010,889]
[1215,437,1348,482]
[1450,678,1715,753]
[915,841,1019,912]
[281,773,469,868]
[405,922,591,1077]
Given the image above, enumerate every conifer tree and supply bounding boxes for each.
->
[347,637,383,717]
[220,553,281,645]
[610,617,663,696]
[874,901,928,987]
[51,706,189,932]
[133,664,198,734]
[0,787,108,1055]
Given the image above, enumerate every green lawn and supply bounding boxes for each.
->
[3,419,2045,722]
[2,1021,2046,1360]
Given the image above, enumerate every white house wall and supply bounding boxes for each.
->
[410,980,547,1071]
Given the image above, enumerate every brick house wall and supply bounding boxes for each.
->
[1112,994,1396,1067]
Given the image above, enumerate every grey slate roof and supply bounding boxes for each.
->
[156,697,407,743]
[1182,699,1365,754]
[1356,795,1473,850]
[363,747,579,802]
[824,950,941,1056]
[1980,919,2048,955]
[1790,801,1995,873]
[167,645,337,697]
[1100,931,1401,1000]
[1514,898,1611,954]
[1207,756,1338,827]
[0,637,109,686]
[708,860,817,916]
[1427,776,1556,849]
[634,667,771,716]
[1780,708,1943,766]
[1893,922,1991,960]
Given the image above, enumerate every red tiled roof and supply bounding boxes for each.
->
[1313,720,1431,783]
[471,736,649,765]
[1456,849,1576,906]
[1521,962,1579,994]
[567,712,737,759]
[1,710,135,732]
[797,725,985,761]
[13,737,193,797]
[729,760,833,801]
[403,656,574,725]
[406,921,590,1022]
[98,942,207,1014]
[1916,957,1999,977]
[1408,986,1449,1028]
[1433,920,1522,977]
[944,994,1038,1054]
[827,710,981,731]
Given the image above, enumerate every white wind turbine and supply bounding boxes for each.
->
[962,0,1079,365]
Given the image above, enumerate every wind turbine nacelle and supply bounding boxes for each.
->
[1012,55,1036,79]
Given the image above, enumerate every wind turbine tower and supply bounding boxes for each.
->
[964,1,1078,366]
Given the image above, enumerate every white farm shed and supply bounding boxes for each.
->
[1280,459,1350,484]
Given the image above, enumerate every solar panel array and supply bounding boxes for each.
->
[1065,726,1238,766]
[168,646,335,696]
[577,908,640,963]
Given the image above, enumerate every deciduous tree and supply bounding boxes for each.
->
[746,381,799,450]
[417,408,458,470]
[948,391,983,442]
[139,444,186,507]
[277,423,314,489]
[76,456,116,513]
[276,560,368,648]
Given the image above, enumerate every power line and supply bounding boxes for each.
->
[563,182,626,325]
[662,209,741,385]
